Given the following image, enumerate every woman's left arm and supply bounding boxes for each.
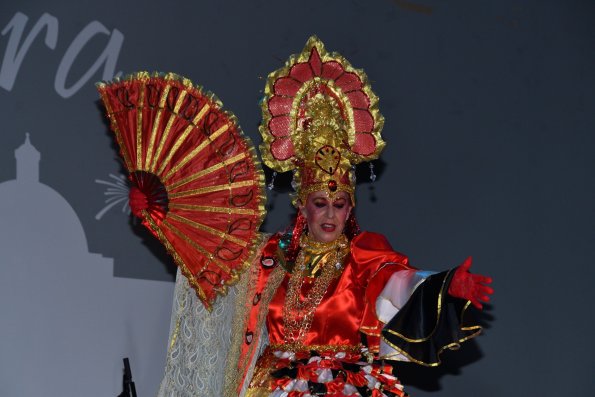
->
[379,259,494,366]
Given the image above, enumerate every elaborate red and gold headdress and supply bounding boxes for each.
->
[260,36,385,205]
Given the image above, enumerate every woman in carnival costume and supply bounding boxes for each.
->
[102,36,493,397]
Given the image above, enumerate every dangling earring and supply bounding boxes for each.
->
[287,211,307,262]
[344,211,360,239]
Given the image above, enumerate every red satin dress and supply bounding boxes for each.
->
[246,231,413,397]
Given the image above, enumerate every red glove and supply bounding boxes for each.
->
[448,257,493,310]
[129,186,148,218]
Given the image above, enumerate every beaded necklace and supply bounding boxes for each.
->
[282,234,349,344]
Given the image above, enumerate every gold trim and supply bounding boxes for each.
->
[136,82,145,169]
[110,122,135,170]
[359,325,382,337]
[155,123,193,176]
[244,264,286,381]
[168,316,181,351]
[163,219,233,273]
[267,343,362,353]
[383,269,452,343]
[169,203,256,215]
[380,324,482,367]
[194,103,210,123]
[290,78,356,155]
[244,387,270,397]
[142,211,210,308]
[97,90,134,171]
[145,84,171,168]
[379,281,483,367]
[150,89,188,172]
[222,261,255,397]
[167,279,188,353]
[167,212,248,248]
[99,71,268,310]
[259,35,385,173]
[167,152,247,190]
[222,240,285,396]
[160,73,268,295]
[155,103,210,177]
[168,179,256,199]
[283,235,349,343]
[161,123,229,182]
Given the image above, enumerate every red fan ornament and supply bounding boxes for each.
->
[98,72,266,310]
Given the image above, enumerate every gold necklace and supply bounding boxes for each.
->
[282,234,349,344]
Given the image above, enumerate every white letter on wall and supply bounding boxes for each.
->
[54,21,123,98]
[0,12,58,91]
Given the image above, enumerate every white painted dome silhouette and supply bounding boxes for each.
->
[0,133,174,397]
[0,134,88,256]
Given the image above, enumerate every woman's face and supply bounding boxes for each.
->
[300,190,352,243]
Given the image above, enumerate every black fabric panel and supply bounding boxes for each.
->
[381,269,481,366]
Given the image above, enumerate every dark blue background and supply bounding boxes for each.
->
[1,0,593,395]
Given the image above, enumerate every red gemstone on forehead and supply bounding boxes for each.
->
[328,179,338,192]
